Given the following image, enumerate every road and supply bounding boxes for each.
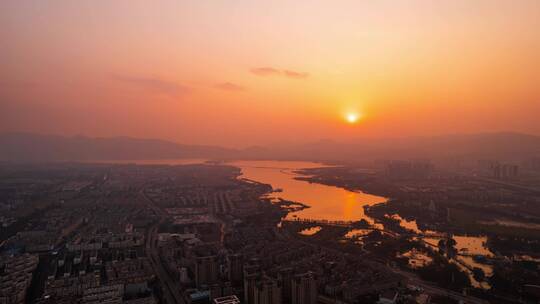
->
[140,188,186,304]
[391,268,489,304]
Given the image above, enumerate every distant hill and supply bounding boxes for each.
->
[1,132,539,163]
[267,132,540,163]
[0,133,237,162]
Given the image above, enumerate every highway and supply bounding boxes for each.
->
[391,268,489,304]
[140,188,186,304]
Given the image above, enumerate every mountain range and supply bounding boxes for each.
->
[1,132,539,164]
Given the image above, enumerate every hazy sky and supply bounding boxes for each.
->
[1,0,539,147]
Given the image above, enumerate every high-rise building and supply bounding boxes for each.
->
[278,267,294,303]
[195,255,219,287]
[0,254,38,304]
[243,264,261,304]
[484,162,519,179]
[227,254,243,286]
[385,160,433,180]
[209,282,234,301]
[291,272,317,304]
[253,277,281,304]
[179,267,190,284]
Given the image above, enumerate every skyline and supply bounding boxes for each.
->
[2,0,540,147]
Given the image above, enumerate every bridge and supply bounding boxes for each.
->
[282,218,399,237]
[283,217,357,227]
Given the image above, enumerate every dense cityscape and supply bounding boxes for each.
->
[2,1,540,303]
[1,158,539,304]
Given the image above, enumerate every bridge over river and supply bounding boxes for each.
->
[282,217,400,237]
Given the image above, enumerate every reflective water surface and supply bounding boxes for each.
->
[298,226,322,236]
[231,160,388,222]
[102,158,496,289]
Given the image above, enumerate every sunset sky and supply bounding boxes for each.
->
[1,0,539,147]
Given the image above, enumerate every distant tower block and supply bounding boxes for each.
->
[291,272,317,304]
[227,254,244,286]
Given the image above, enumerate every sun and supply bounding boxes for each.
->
[345,112,360,124]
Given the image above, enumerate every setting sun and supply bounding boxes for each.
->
[1,2,540,302]
[345,113,361,124]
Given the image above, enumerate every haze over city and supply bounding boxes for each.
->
[2,0,540,147]
[1,2,540,304]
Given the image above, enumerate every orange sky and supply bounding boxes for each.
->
[1,0,539,147]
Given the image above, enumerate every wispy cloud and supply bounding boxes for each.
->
[115,75,190,97]
[250,67,282,76]
[250,67,308,79]
[214,82,246,92]
[283,70,309,79]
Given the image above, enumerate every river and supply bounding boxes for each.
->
[100,158,493,288]
[230,160,387,222]
[229,160,494,289]
[103,159,389,222]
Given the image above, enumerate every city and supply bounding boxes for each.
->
[2,1,540,303]
[1,158,539,303]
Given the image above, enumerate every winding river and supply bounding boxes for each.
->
[105,158,389,222]
[102,158,494,288]
[230,160,387,222]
